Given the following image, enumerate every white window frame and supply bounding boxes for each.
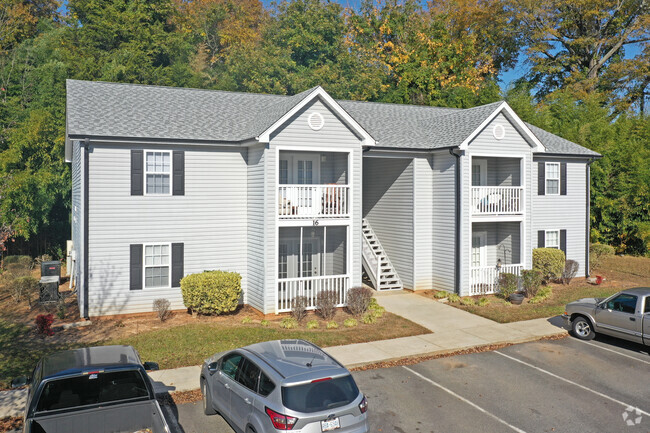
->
[545,230,560,249]
[144,150,172,196]
[143,242,172,289]
[545,162,560,195]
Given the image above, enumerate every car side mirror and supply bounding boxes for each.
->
[11,376,30,388]
[143,362,159,371]
[207,362,218,375]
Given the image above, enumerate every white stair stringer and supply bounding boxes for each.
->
[361,218,403,291]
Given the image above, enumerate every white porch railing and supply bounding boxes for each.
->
[470,264,523,295]
[362,233,381,289]
[277,275,349,312]
[278,185,349,218]
[471,186,523,215]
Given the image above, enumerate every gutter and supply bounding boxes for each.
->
[82,138,90,319]
[585,157,595,277]
[449,148,462,294]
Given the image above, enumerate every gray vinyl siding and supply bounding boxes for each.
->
[474,157,521,186]
[247,145,266,311]
[533,157,588,273]
[320,152,348,184]
[431,151,457,292]
[268,98,363,313]
[71,140,84,315]
[467,113,534,155]
[363,157,414,290]
[87,143,248,316]
[414,156,433,290]
[472,222,521,265]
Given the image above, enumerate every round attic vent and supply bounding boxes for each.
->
[308,112,325,131]
[493,123,506,140]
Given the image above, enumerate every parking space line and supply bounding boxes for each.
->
[402,366,528,433]
[495,351,650,417]
[572,339,650,365]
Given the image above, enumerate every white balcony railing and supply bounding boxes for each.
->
[470,264,522,295]
[278,185,350,219]
[277,275,349,312]
[471,186,523,215]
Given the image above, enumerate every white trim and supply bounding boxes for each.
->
[142,242,172,289]
[459,102,545,152]
[544,229,560,249]
[471,231,488,268]
[143,150,172,196]
[257,87,376,146]
[545,162,560,195]
[492,124,506,140]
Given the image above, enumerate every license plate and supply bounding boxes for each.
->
[321,417,340,432]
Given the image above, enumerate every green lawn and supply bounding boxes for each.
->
[110,314,425,370]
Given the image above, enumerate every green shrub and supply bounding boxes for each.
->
[528,286,553,304]
[369,306,385,319]
[180,270,241,315]
[362,313,377,324]
[460,297,475,306]
[260,319,270,327]
[498,273,519,298]
[3,255,33,269]
[306,320,319,329]
[520,269,543,298]
[241,317,253,324]
[433,291,448,299]
[590,243,614,270]
[447,293,461,303]
[280,317,298,329]
[368,298,379,308]
[477,297,490,307]
[343,318,358,327]
[326,321,338,329]
[532,248,565,283]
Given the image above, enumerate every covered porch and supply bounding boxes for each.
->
[471,156,524,215]
[470,221,523,295]
[277,225,349,312]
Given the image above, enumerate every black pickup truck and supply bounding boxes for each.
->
[14,345,170,433]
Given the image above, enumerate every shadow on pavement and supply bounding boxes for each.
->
[157,392,187,433]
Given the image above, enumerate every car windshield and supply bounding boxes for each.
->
[281,375,359,413]
[36,369,149,412]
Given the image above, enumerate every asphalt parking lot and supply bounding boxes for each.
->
[163,334,650,433]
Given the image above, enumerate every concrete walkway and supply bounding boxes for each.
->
[0,292,567,418]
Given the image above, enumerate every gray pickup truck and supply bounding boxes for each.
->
[562,287,650,344]
[14,345,170,433]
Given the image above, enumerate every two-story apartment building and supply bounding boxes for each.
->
[66,80,599,317]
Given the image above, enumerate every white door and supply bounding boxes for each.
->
[472,232,487,268]
[278,238,321,280]
[472,159,488,186]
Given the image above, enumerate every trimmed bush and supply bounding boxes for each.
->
[9,276,39,304]
[326,321,339,329]
[346,286,373,316]
[153,298,171,322]
[362,313,376,324]
[498,273,519,299]
[520,269,542,298]
[3,255,33,269]
[528,286,553,304]
[460,297,475,306]
[343,318,358,327]
[477,297,490,307]
[447,293,461,303]
[317,289,338,320]
[562,260,579,285]
[291,296,309,322]
[369,305,385,319]
[590,243,614,270]
[280,317,298,329]
[532,248,565,283]
[433,291,448,299]
[306,319,319,329]
[180,270,241,315]
[260,319,270,327]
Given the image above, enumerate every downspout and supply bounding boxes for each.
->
[82,138,90,319]
[585,158,594,278]
[449,148,461,294]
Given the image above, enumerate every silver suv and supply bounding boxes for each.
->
[200,339,369,432]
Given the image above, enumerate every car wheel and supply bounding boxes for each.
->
[201,378,216,415]
[572,316,595,340]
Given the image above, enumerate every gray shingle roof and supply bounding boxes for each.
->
[66,80,599,156]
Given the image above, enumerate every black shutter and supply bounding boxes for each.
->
[560,162,567,195]
[538,161,545,195]
[560,230,567,257]
[171,243,184,287]
[172,151,185,196]
[538,231,545,248]
[131,150,143,196]
[130,244,143,290]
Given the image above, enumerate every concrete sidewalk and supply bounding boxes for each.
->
[0,292,567,418]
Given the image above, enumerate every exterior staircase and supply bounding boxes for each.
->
[362,218,403,291]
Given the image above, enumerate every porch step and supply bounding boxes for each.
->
[361,218,403,291]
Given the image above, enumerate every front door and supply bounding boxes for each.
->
[279,238,321,280]
[472,232,487,268]
[472,159,487,186]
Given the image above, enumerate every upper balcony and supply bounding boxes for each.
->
[471,157,523,216]
[278,151,350,219]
